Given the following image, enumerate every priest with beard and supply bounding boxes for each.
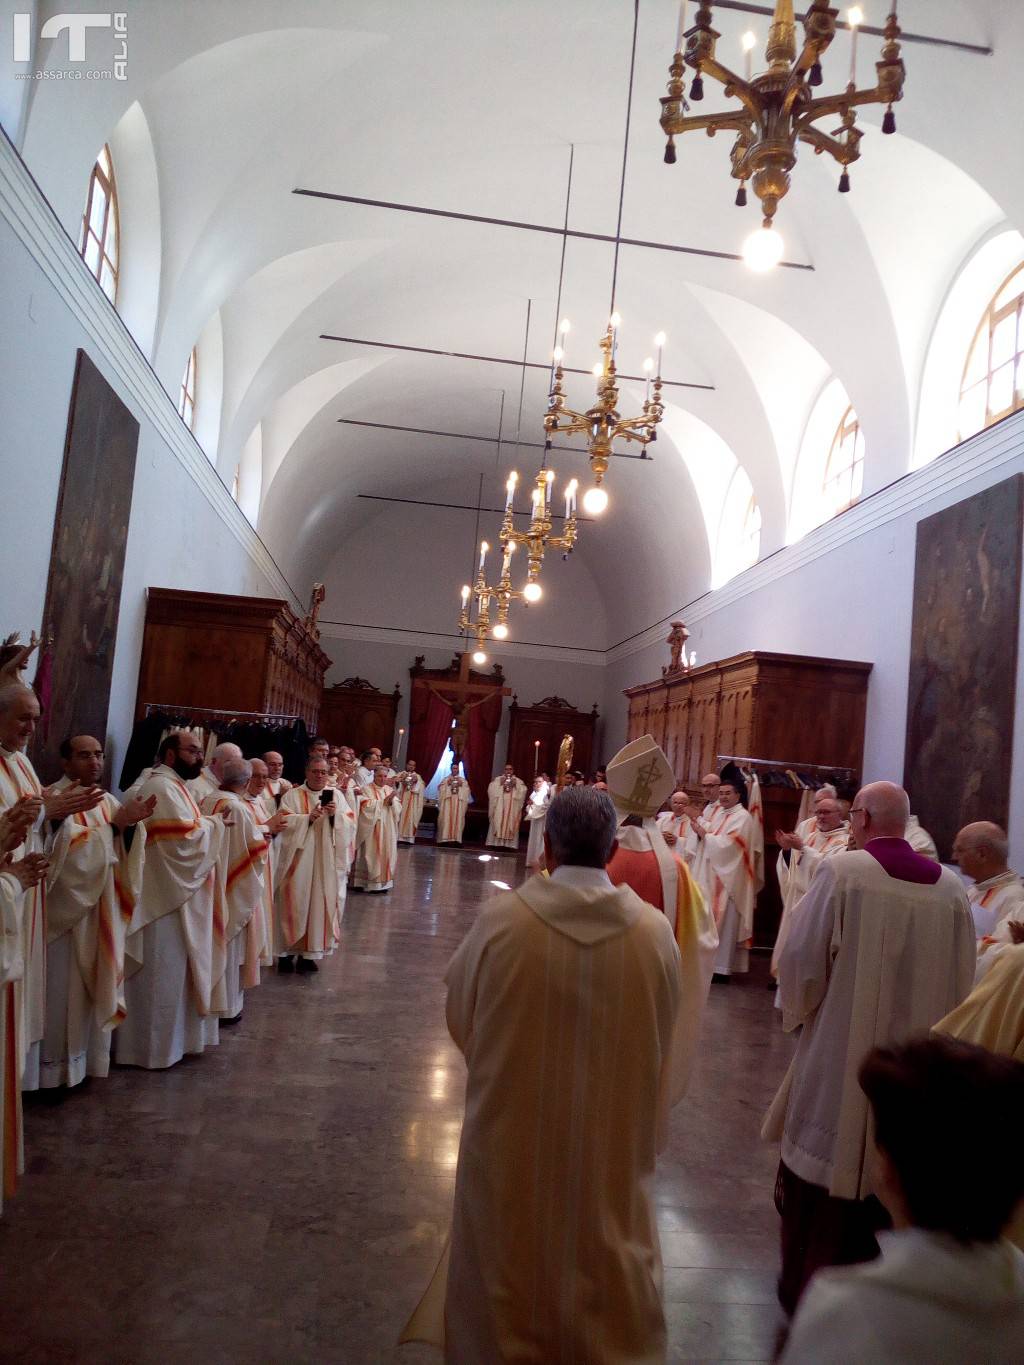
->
[691,763,758,982]
[354,764,400,893]
[112,731,229,1069]
[36,735,152,1089]
[274,756,340,972]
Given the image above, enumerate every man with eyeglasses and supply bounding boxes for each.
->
[765,780,975,1317]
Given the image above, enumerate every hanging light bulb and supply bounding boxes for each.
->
[492,622,509,640]
[592,362,603,378]
[583,485,610,515]
[742,224,785,272]
[472,649,488,665]
[523,581,543,603]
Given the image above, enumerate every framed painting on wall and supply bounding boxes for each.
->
[904,474,1023,860]
[31,349,140,783]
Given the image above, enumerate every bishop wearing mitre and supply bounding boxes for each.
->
[486,763,527,850]
[355,764,400,892]
[36,736,152,1089]
[691,761,758,981]
[112,731,229,1069]
[437,764,471,845]
[394,759,426,846]
[274,755,341,972]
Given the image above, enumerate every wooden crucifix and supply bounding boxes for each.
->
[421,652,511,776]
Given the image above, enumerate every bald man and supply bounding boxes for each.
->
[190,742,243,804]
[772,795,849,977]
[262,751,292,805]
[37,736,153,1089]
[765,781,976,1314]
[953,821,1024,981]
[699,773,721,822]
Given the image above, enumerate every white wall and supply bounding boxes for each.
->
[604,412,1024,863]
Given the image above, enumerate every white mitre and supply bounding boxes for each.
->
[605,736,675,825]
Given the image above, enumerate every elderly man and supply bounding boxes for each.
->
[36,736,153,1089]
[486,763,527,850]
[354,764,400,892]
[437,764,471,845]
[772,793,849,977]
[189,741,243,803]
[274,756,340,973]
[657,788,696,864]
[112,731,229,1069]
[200,758,269,1019]
[244,757,281,968]
[402,787,683,1361]
[952,822,1024,981]
[262,751,292,804]
[691,765,758,981]
[0,683,103,1089]
[764,780,976,1314]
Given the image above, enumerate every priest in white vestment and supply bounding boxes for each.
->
[244,758,283,968]
[0,683,104,1088]
[200,759,268,1019]
[402,786,682,1361]
[486,764,527,849]
[657,788,697,865]
[394,759,426,845]
[523,776,550,868]
[354,765,399,892]
[699,771,721,822]
[189,741,242,804]
[904,812,938,859]
[112,731,229,1069]
[763,782,975,1314]
[436,767,470,845]
[331,769,363,901]
[355,748,382,788]
[951,821,1024,983]
[36,736,151,1088]
[274,756,340,972]
[771,794,849,976]
[1,804,46,1215]
[691,763,757,980]
[262,751,293,805]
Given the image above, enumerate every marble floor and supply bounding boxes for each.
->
[0,846,795,1363]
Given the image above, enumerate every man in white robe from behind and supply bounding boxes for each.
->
[200,758,268,1019]
[274,756,340,972]
[394,758,425,846]
[37,736,151,1088]
[402,786,683,1362]
[691,763,758,980]
[763,781,976,1315]
[771,793,849,977]
[486,763,527,850]
[354,764,400,892]
[523,775,550,868]
[436,765,470,845]
[188,741,242,805]
[113,731,229,1069]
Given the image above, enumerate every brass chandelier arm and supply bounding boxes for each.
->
[660,106,756,138]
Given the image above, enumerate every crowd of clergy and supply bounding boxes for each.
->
[3,661,1024,1363]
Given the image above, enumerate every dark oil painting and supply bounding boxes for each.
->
[904,474,1023,860]
[32,350,139,783]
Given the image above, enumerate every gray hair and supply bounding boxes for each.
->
[0,682,36,715]
[220,758,252,788]
[545,786,618,869]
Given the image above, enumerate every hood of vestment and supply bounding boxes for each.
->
[870,1231,1024,1311]
[515,870,647,946]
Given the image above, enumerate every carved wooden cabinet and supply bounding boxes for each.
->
[134,588,330,728]
[506,695,600,782]
[318,677,401,753]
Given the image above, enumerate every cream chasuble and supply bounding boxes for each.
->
[656,811,697,865]
[771,823,850,975]
[1,870,24,1213]
[486,775,526,849]
[275,785,339,956]
[905,814,938,860]
[245,791,279,966]
[436,776,470,844]
[0,747,45,1084]
[524,785,550,866]
[354,782,399,891]
[764,852,975,1199]
[692,804,757,974]
[402,869,682,1362]
[969,871,1024,983]
[200,791,268,1013]
[395,772,425,844]
[37,779,146,1088]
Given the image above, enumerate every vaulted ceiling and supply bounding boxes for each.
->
[4,0,1021,644]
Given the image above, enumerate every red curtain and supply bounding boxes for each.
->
[464,690,503,806]
[407,685,453,788]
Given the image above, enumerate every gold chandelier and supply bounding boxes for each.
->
[543,316,666,513]
[659,1,906,269]
[458,468,578,661]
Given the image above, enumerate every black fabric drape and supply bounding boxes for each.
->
[118,711,309,790]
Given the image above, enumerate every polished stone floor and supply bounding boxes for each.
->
[0,846,795,1363]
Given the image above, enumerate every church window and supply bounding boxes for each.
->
[78,145,119,304]
[178,347,197,432]
[959,263,1024,440]
[822,406,865,515]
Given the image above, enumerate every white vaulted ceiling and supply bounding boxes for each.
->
[4,0,1021,647]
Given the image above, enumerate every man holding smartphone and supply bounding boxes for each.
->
[273,757,340,974]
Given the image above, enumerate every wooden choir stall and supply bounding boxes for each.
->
[318,676,401,754]
[505,694,600,783]
[625,650,872,947]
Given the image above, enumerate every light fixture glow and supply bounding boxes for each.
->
[847,5,864,27]
[472,649,488,664]
[609,311,622,329]
[654,331,666,348]
[523,581,543,602]
[592,362,603,378]
[552,346,564,362]
[492,622,509,640]
[582,485,609,515]
[741,30,757,51]
[643,357,654,373]
[559,318,571,335]
[742,224,785,272]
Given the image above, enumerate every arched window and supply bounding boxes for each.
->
[959,263,1024,440]
[78,145,119,304]
[178,348,197,431]
[823,405,865,514]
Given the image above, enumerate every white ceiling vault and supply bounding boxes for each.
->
[4,0,1022,647]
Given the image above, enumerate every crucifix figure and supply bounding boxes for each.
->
[421,653,511,777]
